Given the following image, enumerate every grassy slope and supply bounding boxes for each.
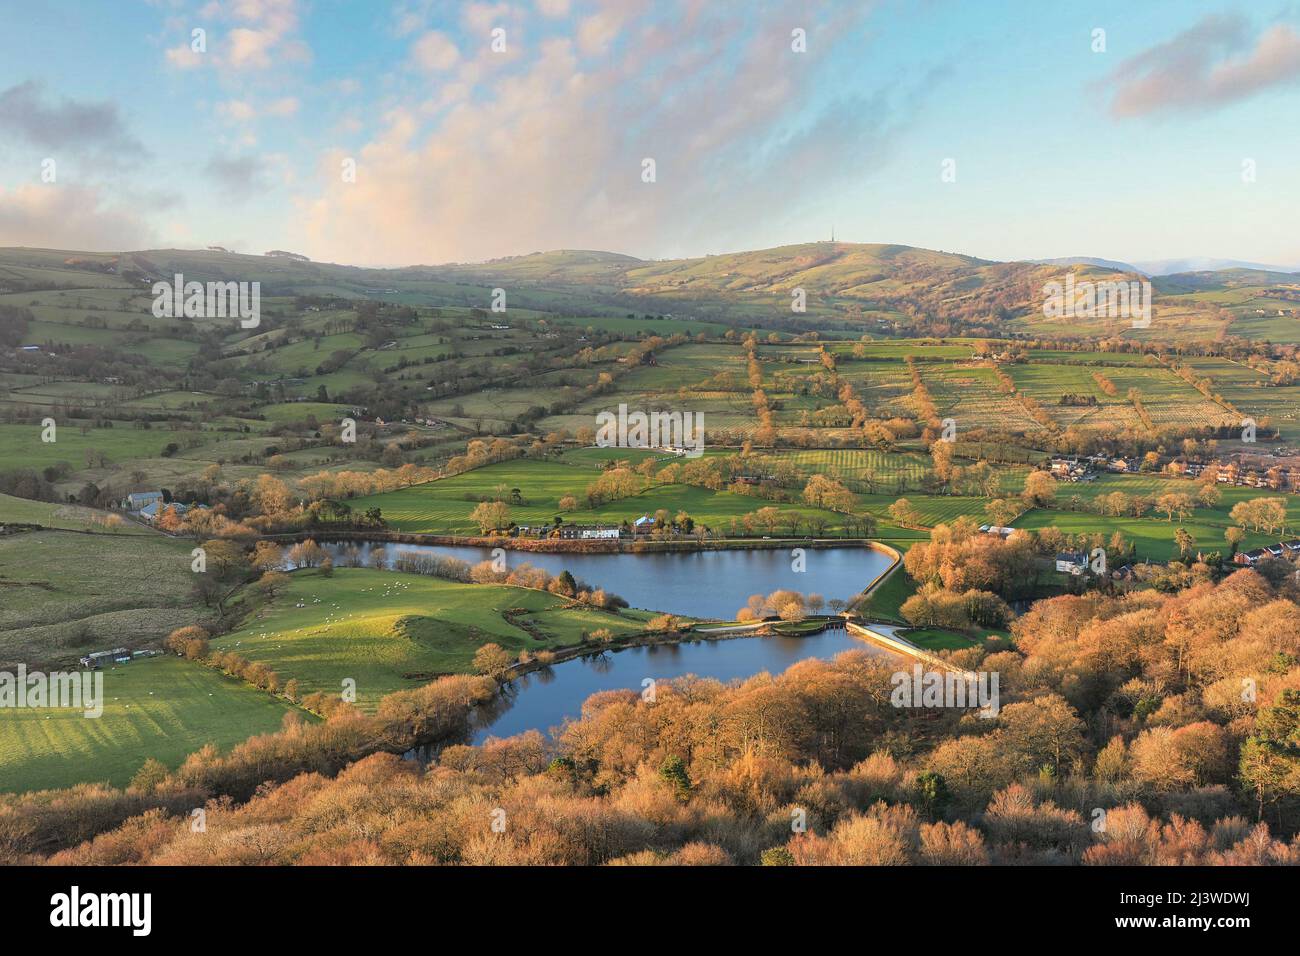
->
[349,457,855,535]
[0,530,213,668]
[0,422,189,471]
[856,550,917,623]
[0,655,304,793]
[214,568,656,708]
[0,492,151,533]
[902,628,979,651]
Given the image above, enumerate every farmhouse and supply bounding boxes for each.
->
[1233,541,1300,566]
[123,491,163,511]
[1055,551,1088,575]
[558,524,621,540]
[139,500,191,522]
[1049,457,1089,479]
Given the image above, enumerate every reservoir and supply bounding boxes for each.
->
[313,539,900,744]
[317,539,893,620]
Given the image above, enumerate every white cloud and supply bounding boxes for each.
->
[296,2,896,266]
[216,96,298,121]
[163,0,309,72]
[412,30,461,71]
[217,98,258,121]
[165,43,206,69]
[0,184,156,250]
[227,26,278,68]
[463,3,513,34]
[576,11,622,56]
[266,96,300,116]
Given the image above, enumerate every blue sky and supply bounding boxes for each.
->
[0,0,1297,267]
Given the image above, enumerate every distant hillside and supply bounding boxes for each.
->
[1154,267,1300,292]
[2,240,1295,342]
[436,241,1141,330]
[1033,256,1143,274]
[1135,257,1300,276]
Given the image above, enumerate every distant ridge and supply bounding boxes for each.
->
[1032,256,1143,274]
[3,241,1296,339]
[1133,256,1299,276]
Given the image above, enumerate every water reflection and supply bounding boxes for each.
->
[467,620,895,745]
[319,539,899,748]
[315,539,891,621]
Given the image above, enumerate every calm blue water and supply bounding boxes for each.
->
[466,624,897,744]
[316,540,897,743]
[319,540,891,620]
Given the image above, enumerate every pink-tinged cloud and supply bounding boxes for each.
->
[0,184,156,250]
[294,1,904,266]
[216,96,299,122]
[227,27,278,68]
[163,0,309,72]
[1107,15,1300,118]
[411,30,461,70]
[165,43,206,70]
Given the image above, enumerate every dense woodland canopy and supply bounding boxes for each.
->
[4,569,1298,865]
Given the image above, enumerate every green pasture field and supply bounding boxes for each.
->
[0,492,150,534]
[227,332,366,372]
[831,340,979,360]
[767,447,933,490]
[8,380,123,402]
[136,337,203,364]
[0,421,210,472]
[856,492,994,528]
[1025,350,1157,365]
[1229,312,1300,344]
[902,628,979,651]
[0,655,305,793]
[924,364,1044,432]
[22,319,130,348]
[554,446,662,467]
[117,390,222,412]
[349,458,857,535]
[215,567,656,707]
[427,384,589,424]
[564,314,737,337]
[1179,356,1300,438]
[837,360,915,417]
[0,530,211,668]
[855,553,915,622]
[258,401,356,423]
[1050,472,1300,531]
[1010,508,1274,563]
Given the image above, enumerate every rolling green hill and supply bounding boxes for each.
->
[10,238,1293,343]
